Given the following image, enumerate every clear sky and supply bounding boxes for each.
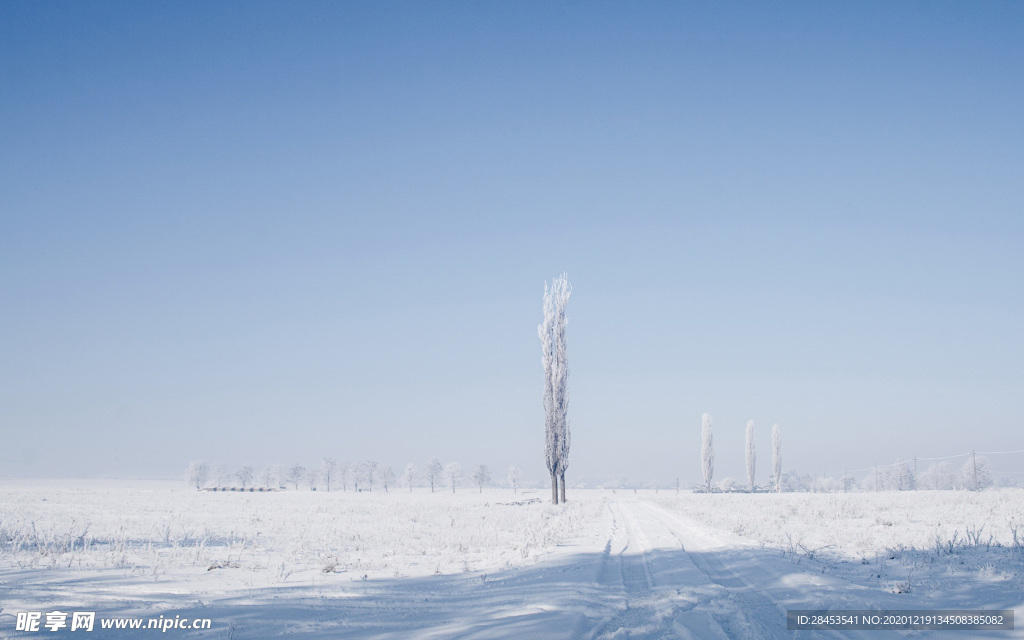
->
[2,2,1022,485]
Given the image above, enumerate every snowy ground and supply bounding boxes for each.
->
[1,480,1022,638]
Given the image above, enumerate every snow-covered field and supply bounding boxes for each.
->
[1,480,1022,638]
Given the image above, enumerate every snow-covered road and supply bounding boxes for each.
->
[3,492,1021,639]
[209,498,1016,639]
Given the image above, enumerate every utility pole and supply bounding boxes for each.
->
[972,450,978,491]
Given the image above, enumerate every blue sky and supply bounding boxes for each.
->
[2,2,1022,484]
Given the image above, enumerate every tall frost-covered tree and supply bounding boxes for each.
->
[745,420,756,492]
[539,273,571,505]
[701,413,714,492]
[771,423,782,493]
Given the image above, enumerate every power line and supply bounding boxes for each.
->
[824,447,1023,479]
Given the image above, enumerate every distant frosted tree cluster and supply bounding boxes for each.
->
[862,455,993,492]
[690,420,994,495]
[183,458,395,492]
[691,410,1001,494]
[185,456,519,493]
[752,453,1000,493]
[918,462,954,490]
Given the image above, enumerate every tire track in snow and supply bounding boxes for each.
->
[639,501,812,639]
[638,502,901,640]
[585,501,682,640]
[569,502,621,640]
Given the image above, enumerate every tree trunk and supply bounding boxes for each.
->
[559,471,567,503]
[550,473,559,505]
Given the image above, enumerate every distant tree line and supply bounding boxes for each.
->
[695,415,998,493]
[185,459,523,493]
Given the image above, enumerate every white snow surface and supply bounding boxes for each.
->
[1,480,1022,638]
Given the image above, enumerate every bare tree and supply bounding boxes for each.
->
[922,461,955,490]
[403,463,417,492]
[215,464,230,488]
[426,457,443,493]
[235,465,254,489]
[367,461,378,491]
[322,458,337,492]
[353,462,364,492]
[507,465,522,494]
[894,458,913,491]
[842,471,855,493]
[961,454,993,490]
[380,465,395,493]
[307,467,322,490]
[473,465,491,493]
[286,464,305,490]
[338,460,351,492]
[701,413,714,492]
[185,461,209,490]
[745,420,756,492]
[272,463,287,489]
[771,423,782,493]
[444,462,462,493]
[259,466,274,488]
[539,273,571,504]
